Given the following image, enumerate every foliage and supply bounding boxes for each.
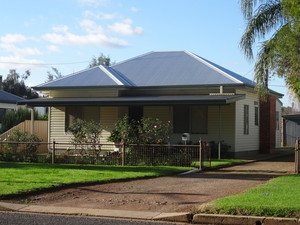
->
[2,130,40,162]
[240,0,300,100]
[46,67,63,82]
[2,69,38,99]
[1,108,40,133]
[138,118,171,144]
[107,116,171,144]
[107,115,138,144]
[0,161,192,196]
[69,119,103,157]
[88,53,111,68]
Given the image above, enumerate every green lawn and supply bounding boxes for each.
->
[0,161,192,196]
[193,159,248,168]
[211,174,300,218]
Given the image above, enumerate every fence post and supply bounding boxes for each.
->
[295,137,299,174]
[121,142,125,166]
[199,139,202,171]
[52,141,56,164]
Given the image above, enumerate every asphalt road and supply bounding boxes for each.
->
[0,212,188,225]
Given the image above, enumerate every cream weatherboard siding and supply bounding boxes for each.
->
[235,90,260,153]
[276,99,282,148]
[42,90,119,98]
[99,107,119,144]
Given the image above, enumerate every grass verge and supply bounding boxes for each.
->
[0,161,192,196]
[204,174,300,218]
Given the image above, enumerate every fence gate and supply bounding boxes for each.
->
[295,137,300,174]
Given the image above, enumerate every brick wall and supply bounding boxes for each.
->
[259,96,276,153]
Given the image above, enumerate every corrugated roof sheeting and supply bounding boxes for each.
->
[39,67,119,87]
[0,90,24,104]
[36,51,256,89]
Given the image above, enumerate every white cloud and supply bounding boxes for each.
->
[83,10,116,20]
[78,0,109,7]
[130,7,138,12]
[108,18,143,36]
[0,56,44,70]
[47,45,61,52]
[52,25,69,33]
[80,19,103,34]
[0,43,42,56]
[0,34,37,43]
[43,32,128,48]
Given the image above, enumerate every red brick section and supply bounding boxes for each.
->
[259,96,276,153]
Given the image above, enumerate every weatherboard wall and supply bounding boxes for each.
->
[234,90,260,153]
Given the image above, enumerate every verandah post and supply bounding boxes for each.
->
[199,139,202,171]
[295,137,299,174]
[52,141,56,164]
[121,142,125,166]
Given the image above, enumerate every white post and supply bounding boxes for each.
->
[218,105,221,160]
[30,107,34,135]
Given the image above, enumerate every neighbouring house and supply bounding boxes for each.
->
[0,90,24,130]
[282,114,300,147]
[18,51,283,157]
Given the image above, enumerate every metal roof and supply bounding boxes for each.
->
[18,94,245,107]
[0,90,24,104]
[36,51,255,90]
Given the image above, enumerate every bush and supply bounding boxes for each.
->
[1,130,40,162]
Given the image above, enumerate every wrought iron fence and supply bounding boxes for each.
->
[0,141,213,168]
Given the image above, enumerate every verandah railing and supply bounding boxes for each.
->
[0,141,212,169]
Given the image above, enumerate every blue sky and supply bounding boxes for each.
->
[0,0,290,106]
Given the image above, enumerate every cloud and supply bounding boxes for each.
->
[130,7,138,12]
[83,10,116,20]
[108,18,143,36]
[0,43,42,56]
[80,19,103,34]
[78,0,109,7]
[47,45,61,52]
[52,25,69,33]
[0,34,37,44]
[0,56,44,70]
[43,32,128,48]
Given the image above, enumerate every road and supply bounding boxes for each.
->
[0,212,188,225]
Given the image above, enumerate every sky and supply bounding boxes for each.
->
[0,0,291,106]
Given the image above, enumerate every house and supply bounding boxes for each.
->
[0,90,24,130]
[18,51,283,157]
[282,114,300,147]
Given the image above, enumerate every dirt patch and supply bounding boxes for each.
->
[3,155,294,213]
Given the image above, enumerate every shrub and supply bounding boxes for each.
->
[2,130,40,162]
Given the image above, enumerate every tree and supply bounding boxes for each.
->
[88,53,111,68]
[46,67,63,82]
[240,0,300,100]
[2,69,38,99]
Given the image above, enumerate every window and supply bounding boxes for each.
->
[244,105,249,134]
[276,111,280,130]
[65,106,100,131]
[254,106,259,126]
[173,105,208,134]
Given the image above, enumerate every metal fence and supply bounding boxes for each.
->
[0,141,213,168]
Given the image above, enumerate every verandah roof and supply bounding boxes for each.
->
[18,94,245,107]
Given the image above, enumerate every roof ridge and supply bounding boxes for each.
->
[184,50,243,84]
[99,65,124,86]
